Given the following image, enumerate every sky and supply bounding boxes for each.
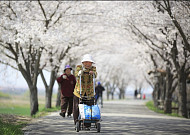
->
[0,66,59,91]
[0,65,153,95]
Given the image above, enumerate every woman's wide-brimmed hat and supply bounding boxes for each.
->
[81,54,95,63]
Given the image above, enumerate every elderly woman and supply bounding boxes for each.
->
[57,65,76,118]
[73,54,97,127]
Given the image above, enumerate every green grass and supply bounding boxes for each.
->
[0,118,26,135]
[146,100,181,117]
[0,91,11,99]
[0,102,60,135]
[0,103,60,117]
[146,100,164,114]
[0,106,31,116]
[0,106,60,135]
[0,93,60,135]
[0,103,45,117]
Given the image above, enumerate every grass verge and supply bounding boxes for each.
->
[0,106,60,135]
[0,91,60,134]
[0,114,30,135]
[33,106,60,118]
[0,118,26,135]
[0,91,11,99]
[146,100,181,117]
[0,96,60,135]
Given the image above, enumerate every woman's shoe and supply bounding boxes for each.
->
[59,112,65,117]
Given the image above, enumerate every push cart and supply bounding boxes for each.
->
[75,74,101,132]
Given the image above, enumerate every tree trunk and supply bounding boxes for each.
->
[122,89,125,99]
[178,75,187,118]
[45,87,52,108]
[158,75,165,101]
[164,95,172,114]
[45,70,56,108]
[122,93,125,99]
[18,64,39,116]
[153,81,159,107]
[119,89,125,99]
[119,90,121,99]
[107,91,109,100]
[161,79,166,101]
[111,92,114,100]
[106,85,110,100]
[164,66,173,114]
[40,70,56,108]
[152,89,157,106]
[29,85,39,116]
[56,84,61,107]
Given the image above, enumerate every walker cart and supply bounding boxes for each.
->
[75,74,101,132]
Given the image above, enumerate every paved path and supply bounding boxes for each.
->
[23,99,190,135]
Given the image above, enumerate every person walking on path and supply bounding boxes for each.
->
[57,65,76,118]
[73,54,97,127]
[95,81,105,107]
[134,89,138,99]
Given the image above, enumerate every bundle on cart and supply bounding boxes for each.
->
[79,104,101,120]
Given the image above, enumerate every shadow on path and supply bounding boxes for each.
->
[24,99,190,135]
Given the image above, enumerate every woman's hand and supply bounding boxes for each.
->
[89,71,94,75]
[78,70,83,76]
[62,75,67,79]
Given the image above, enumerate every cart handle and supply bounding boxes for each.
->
[80,74,82,97]
[93,74,95,96]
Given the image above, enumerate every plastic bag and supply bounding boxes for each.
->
[79,104,101,120]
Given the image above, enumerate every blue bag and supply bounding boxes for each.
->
[79,104,101,120]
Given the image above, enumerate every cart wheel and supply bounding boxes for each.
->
[97,123,101,132]
[76,121,80,132]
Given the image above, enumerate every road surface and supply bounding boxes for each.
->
[23,99,190,135]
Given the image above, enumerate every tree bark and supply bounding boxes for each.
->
[111,92,114,100]
[158,75,165,101]
[105,85,110,100]
[153,78,160,107]
[45,87,52,108]
[18,63,40,116]
[56,84,61,107]
[152,88,158,107]
[107,90,110,100]
[164,95,172,114]
[164,66,173,114]
[40,70,56,108]
[178,74,187,118]
[121,89,125,99]
[45,70,56,108]
[119,89,121,99]
[29,85,39,116]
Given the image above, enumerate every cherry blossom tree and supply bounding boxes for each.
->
[2,1,189,119]
[153,0,190,118]
[127,0,190,117]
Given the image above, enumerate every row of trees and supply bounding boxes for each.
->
[129,0,190,118]
[1,1,189,119]
[0,1,108,115]
[0,1,139,116]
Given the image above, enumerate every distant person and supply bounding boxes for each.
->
[57,65,76,118]
[138,90,142,99]
[134,89,138,99]
[95,81,105,108]
[142,94,146,100]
